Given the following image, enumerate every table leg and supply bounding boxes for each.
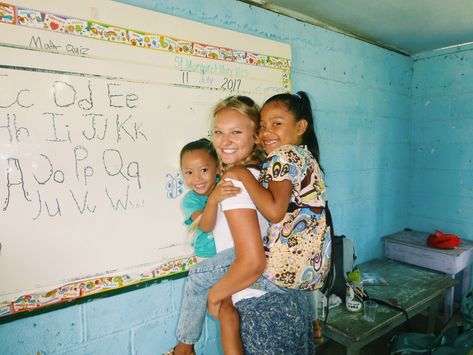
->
[428,300,439,333]
[462,265,472,296]
[443,274,455,322]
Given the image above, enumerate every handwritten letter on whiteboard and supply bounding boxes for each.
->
[0,0,291,317]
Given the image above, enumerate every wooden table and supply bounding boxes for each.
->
[384,229,473,320]
[321,259,457,355]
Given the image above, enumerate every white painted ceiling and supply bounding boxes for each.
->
[240,0,473,55]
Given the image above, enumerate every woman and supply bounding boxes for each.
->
[173,96,313,355]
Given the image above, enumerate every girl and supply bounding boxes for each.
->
[211,91,331,350]
[171,96,268,355]
[179,138,240,260]
[225,91,331,293]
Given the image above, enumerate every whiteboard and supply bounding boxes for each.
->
[0,1,291,316]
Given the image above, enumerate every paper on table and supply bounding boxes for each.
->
[362,272,389,285]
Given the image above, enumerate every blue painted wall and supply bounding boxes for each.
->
[0,0,429,353]
[409,44,473,239]
[120,0,413,263]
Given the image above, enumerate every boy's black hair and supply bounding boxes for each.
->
[179,138,218,167]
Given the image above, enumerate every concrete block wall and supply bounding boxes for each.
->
[0,279,222,354]
[409,43,473,239]
[0,0,418,353]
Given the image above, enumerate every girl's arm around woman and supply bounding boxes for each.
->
[225,166,292,224]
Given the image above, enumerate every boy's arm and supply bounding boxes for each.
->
[196,197,218,232]
[197,181,240,232]
[225,166,292,224]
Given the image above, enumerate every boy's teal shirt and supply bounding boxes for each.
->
[181,190,217,258]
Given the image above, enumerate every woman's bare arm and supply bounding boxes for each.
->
[207,208,265,317]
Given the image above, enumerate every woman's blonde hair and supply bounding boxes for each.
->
[212,96,266,172]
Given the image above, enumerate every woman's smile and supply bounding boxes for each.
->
[213,108,256,165]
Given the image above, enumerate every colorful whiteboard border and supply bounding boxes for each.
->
[0,255,197,319]
[0,2,291,90]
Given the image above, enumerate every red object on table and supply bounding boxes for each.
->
[427,230,461,249]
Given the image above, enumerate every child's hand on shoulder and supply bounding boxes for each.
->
[223,165,249,181]
[208,180,240,204]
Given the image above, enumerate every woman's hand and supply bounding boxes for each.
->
[208,180,240,205]
[207,287,222,319]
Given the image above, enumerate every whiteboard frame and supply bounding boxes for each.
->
[0,0,291,320]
